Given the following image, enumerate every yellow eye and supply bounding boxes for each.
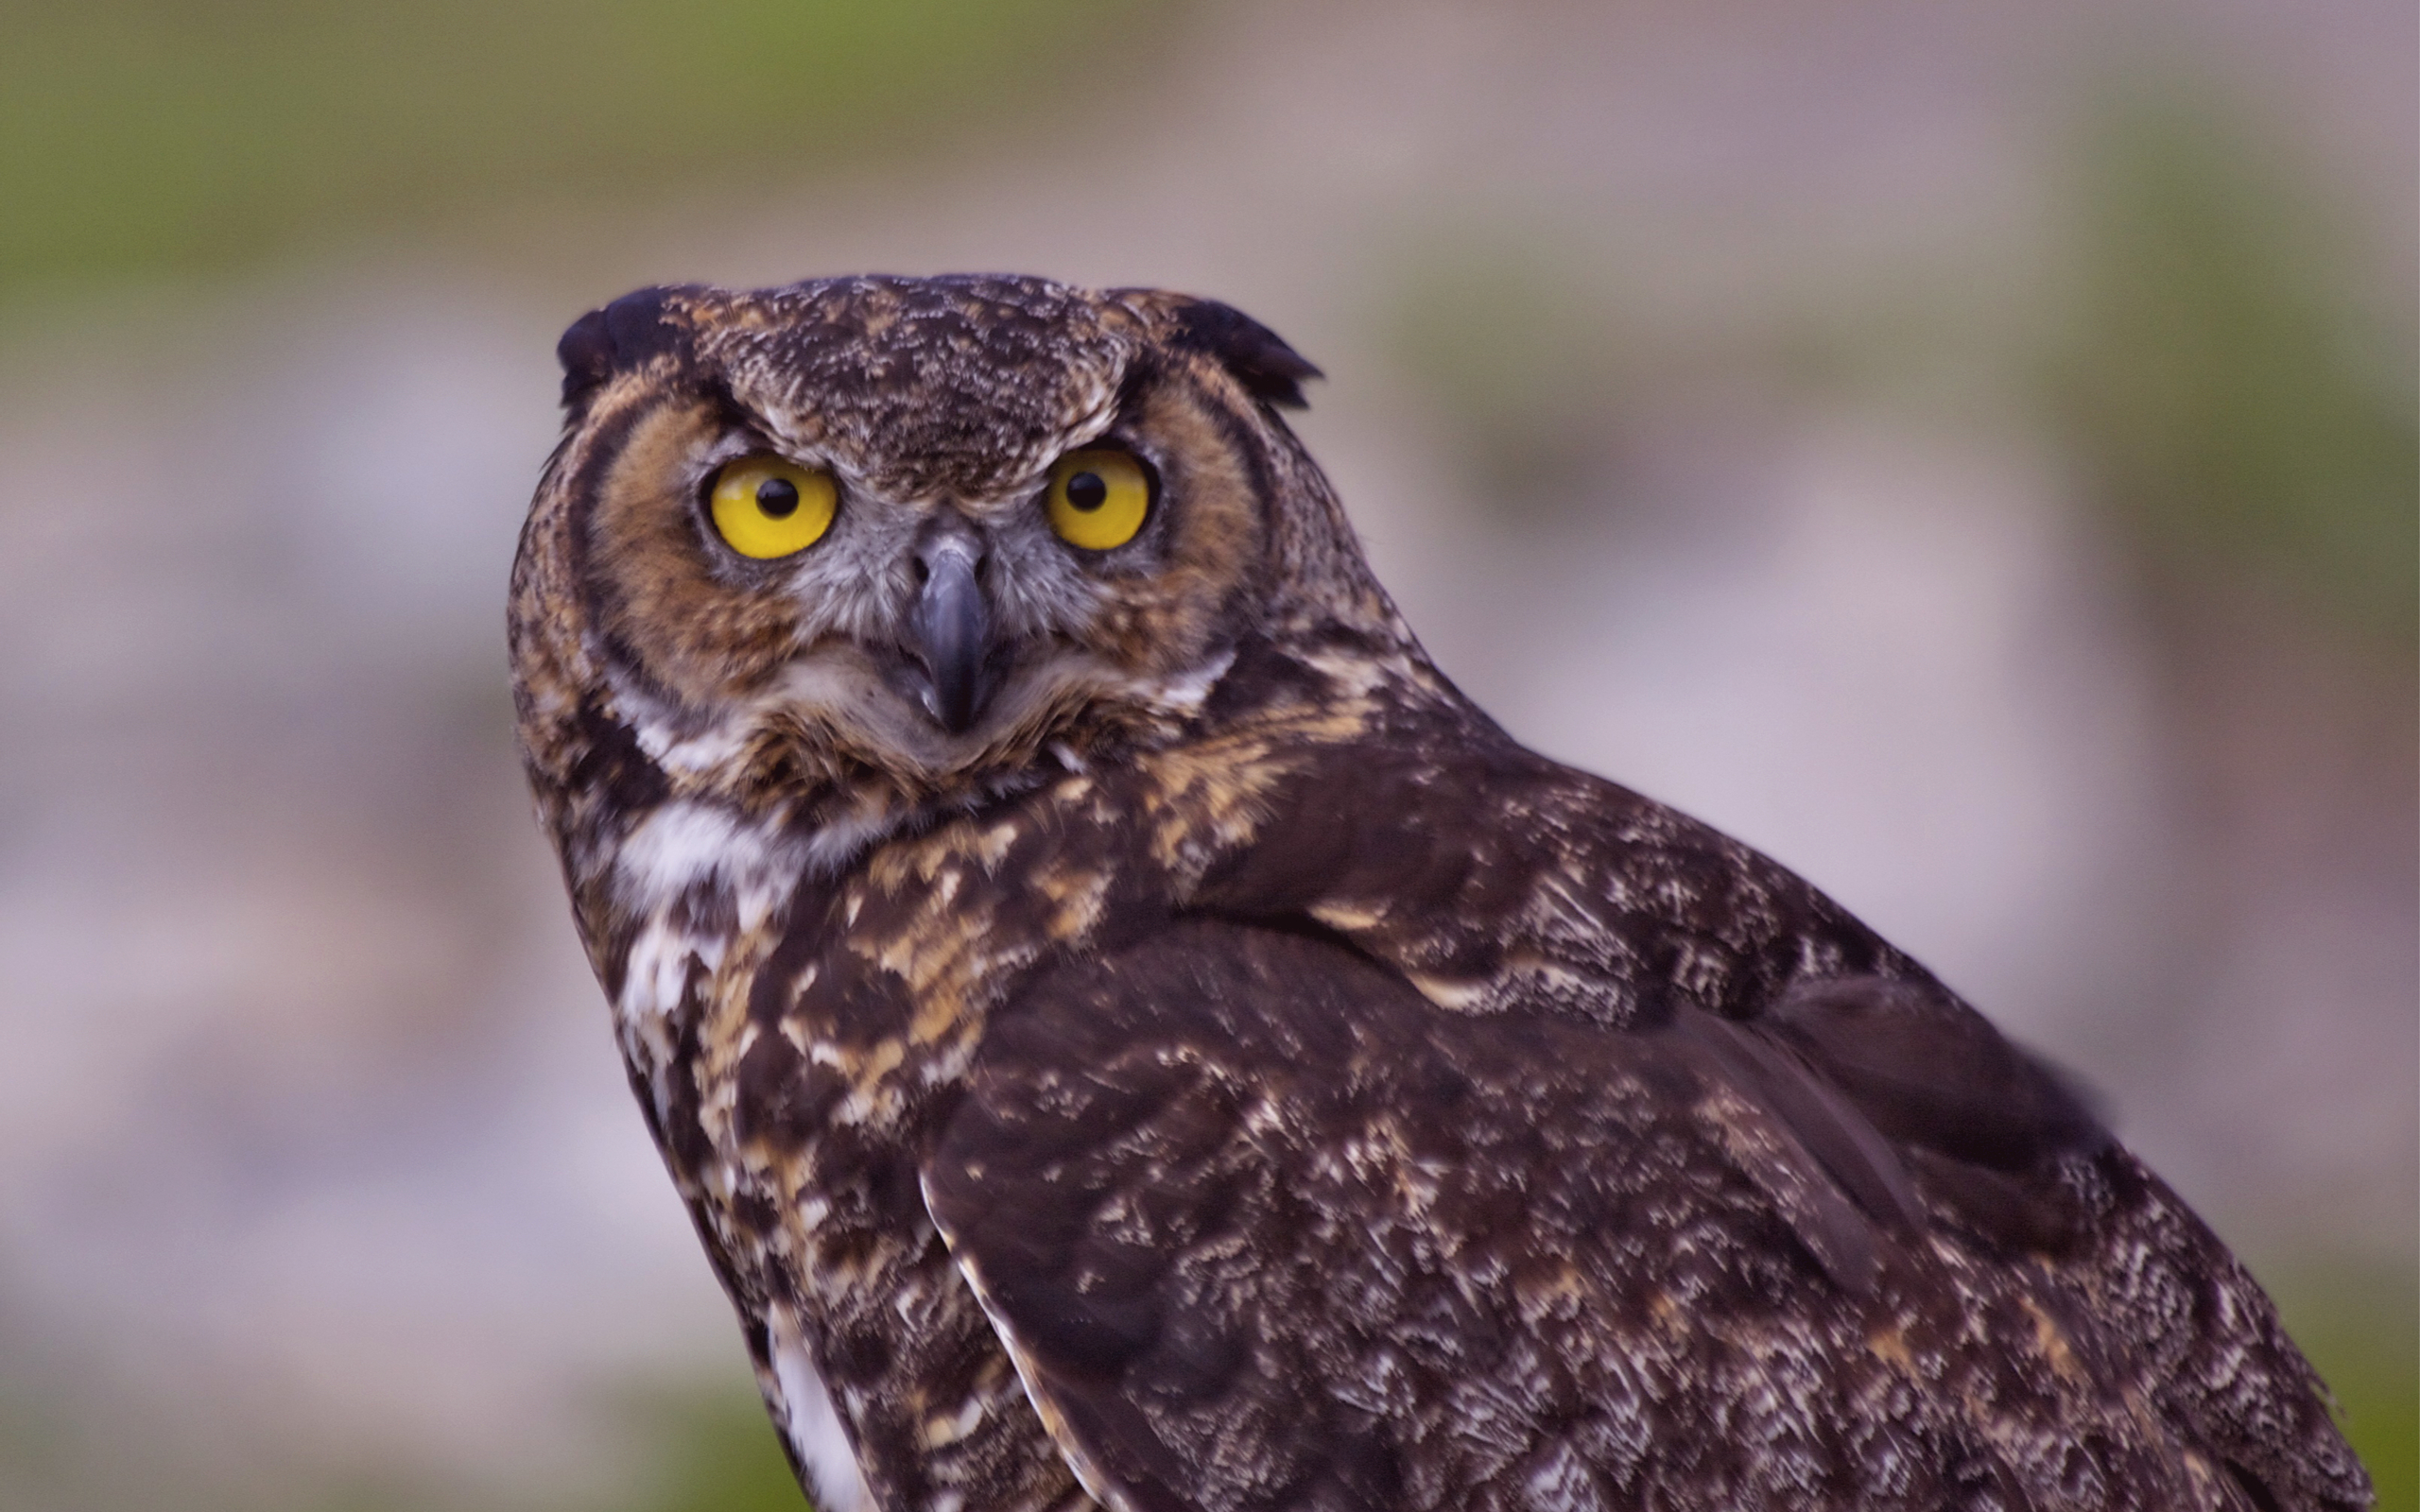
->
[708,455,838,559]
[1045,449,1151,551]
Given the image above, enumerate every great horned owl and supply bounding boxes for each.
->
[509,275,2369,1512]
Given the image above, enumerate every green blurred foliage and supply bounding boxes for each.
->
[2267,1260,2420,1512]
[0,0,1173,306]
[623,1385,812,1512]
[271,1383,810,1512]
[2049,88,2419,643]
[2050,86,2417,1507]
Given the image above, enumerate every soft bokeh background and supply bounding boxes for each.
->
[0,2,2411,1507]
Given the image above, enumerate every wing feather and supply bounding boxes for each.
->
[923,920,2331,1511]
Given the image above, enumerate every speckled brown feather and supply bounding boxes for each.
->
[510,274,2370,1512]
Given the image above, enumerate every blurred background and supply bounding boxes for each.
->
[0,1,2411,1507]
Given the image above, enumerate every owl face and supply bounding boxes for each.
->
[515,276,1355,817]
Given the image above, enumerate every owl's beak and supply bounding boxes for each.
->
[909,537,992,734]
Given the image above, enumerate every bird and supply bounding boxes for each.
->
[508,273,2371,1512]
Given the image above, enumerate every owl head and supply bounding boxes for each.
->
[509,275,1410,848]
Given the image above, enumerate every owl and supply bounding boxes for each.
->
[508,274,2370,1512]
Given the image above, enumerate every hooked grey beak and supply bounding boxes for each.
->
[910,538,991,733]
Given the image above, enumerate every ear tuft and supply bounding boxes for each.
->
[1168,299,1322,409]
[557,286,694,410]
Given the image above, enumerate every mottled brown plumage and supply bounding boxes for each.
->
[509,274,2370,1511]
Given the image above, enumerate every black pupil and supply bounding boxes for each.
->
[1064,471,1109,512]
[755,477,800,519]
